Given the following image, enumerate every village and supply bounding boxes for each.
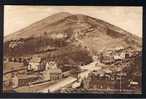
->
[3,45,141,93]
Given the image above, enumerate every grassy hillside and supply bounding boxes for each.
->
[4,12,142,68]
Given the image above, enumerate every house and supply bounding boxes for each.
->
[101,55,114,64]
[27,57,42,71]
[43,61,62,81]
[113,52,125,60]
[48,69,62,80]
[99,50,115,64]
[45,61,57,70]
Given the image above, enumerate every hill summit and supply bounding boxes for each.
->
[4,12,142,59]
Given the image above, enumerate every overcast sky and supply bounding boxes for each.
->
[4,6,143,37]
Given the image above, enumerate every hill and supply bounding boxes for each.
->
[4,12,142,66]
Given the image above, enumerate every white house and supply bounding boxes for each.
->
[27,57,41,71]
[43,61,62,81]
[113,52,125,60]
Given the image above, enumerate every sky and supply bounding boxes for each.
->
[4,6,143,37]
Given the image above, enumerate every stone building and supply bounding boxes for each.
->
[43,61,62,81]
[27,56,43,71]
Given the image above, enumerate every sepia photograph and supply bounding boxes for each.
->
[3,5,142,94]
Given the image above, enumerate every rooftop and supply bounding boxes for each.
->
[48,69,62,74]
